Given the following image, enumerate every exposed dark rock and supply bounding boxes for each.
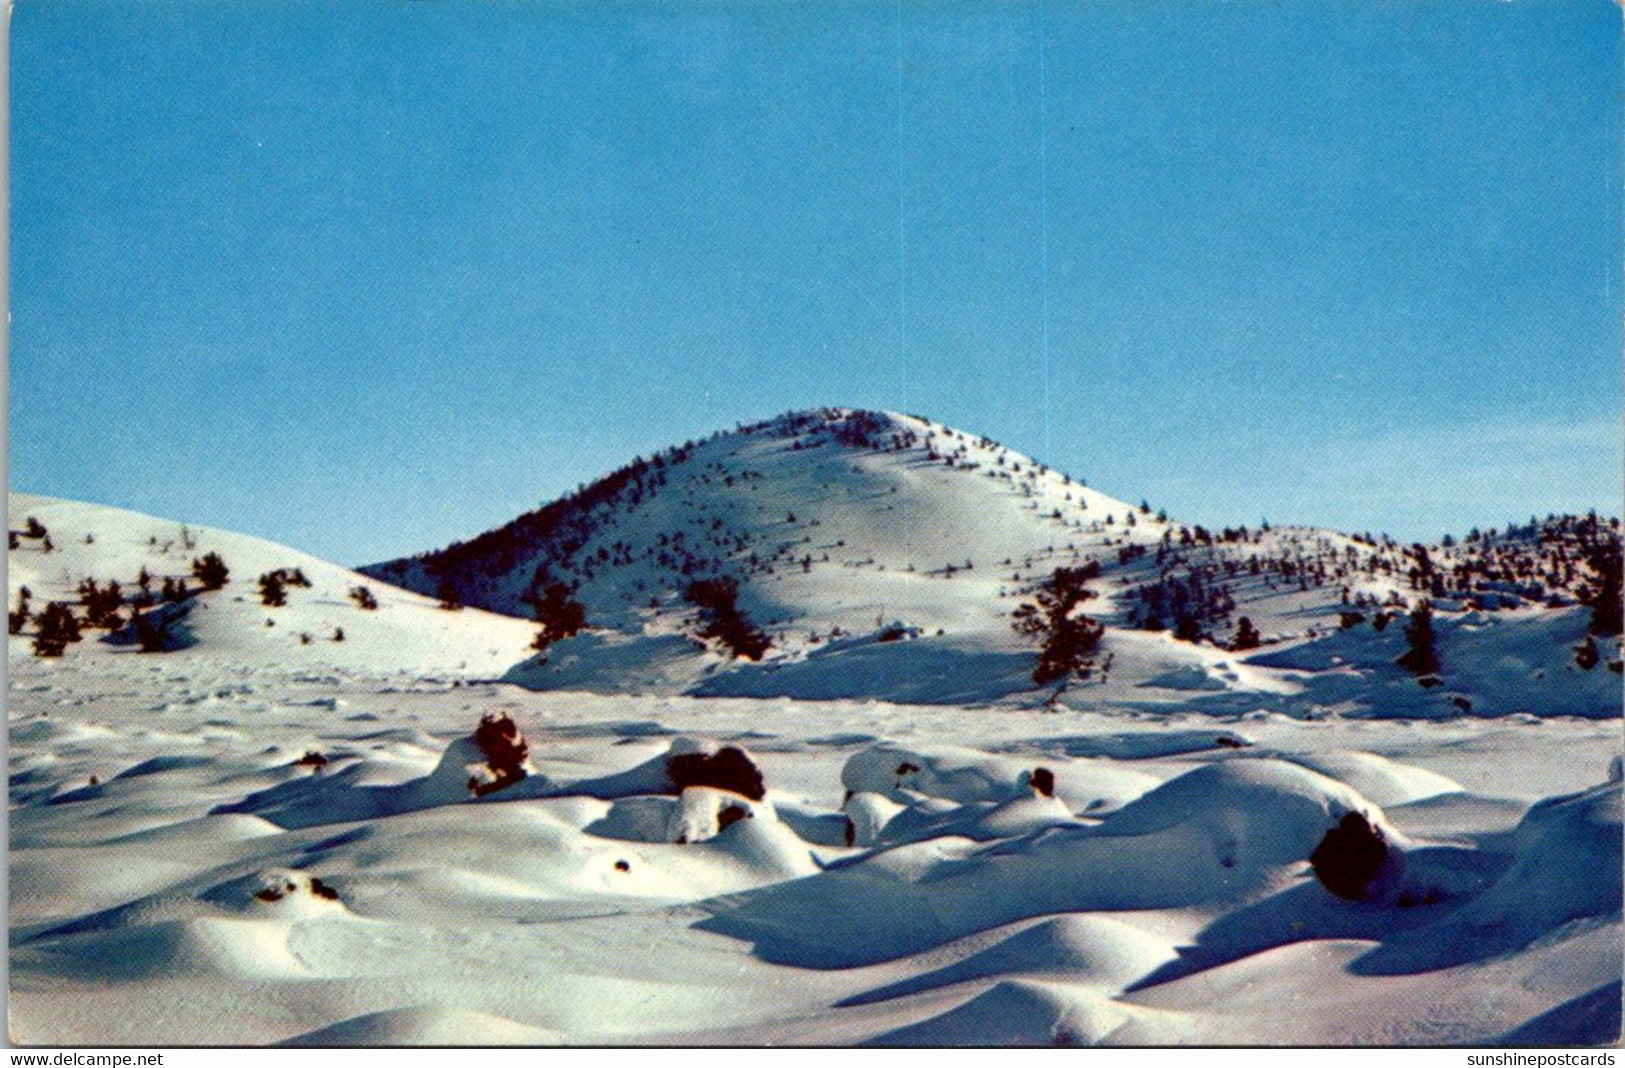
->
[1311,811,1389,900]
[1029,767,1056,798]
[666,746,765,800]
[716,802,752,831]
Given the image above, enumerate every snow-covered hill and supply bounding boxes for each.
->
[8,412,1621,1047]
[360,408,1621,715]
[7,493,537,676]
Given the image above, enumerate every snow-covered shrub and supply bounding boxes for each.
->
[470,713,531,796]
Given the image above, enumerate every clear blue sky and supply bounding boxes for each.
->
[11,0,1621,565]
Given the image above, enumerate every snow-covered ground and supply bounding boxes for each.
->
[7,415,1623,1046]
[9,657,1620,1045]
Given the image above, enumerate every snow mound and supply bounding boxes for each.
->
[842,741,1157,813]
[564,736,767,801]
[1354,779,1623,974]
[589,787,776,845]
[701,759,1398,967]
[843,914,1177,1007]
[1262,751,1463,807]
[279,1006,563,1046]
[868,979,1140,1047]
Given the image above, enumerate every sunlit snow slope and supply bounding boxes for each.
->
[361,408,1621,714]
[7,493,537,675]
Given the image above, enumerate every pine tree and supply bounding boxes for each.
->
[9,586,31,635]
[531,583,588,652]
[1397,600,1440,676]
[133,607,170,653]
[257,571,287,607]
[1232,617,1261,651]
[192,552,230,591]
[1013,566,1105,686]
[349,586,379,611]
[32,602,81,657]
[684,578,770,660]
[1585,543,1622,638]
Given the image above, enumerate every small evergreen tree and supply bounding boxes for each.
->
[349,585,379,611]
[257,571,287,607]
[1585,543,1622,638]
[82,579,125,629]
[132,607,170,653]
[9,586,31,635]
[32,602,80,657]
[1397,600,1440,676]
[437,577,463,611]
[1232,617,1261,651]
[1013,566,1106,686]
[531,582,588,652]
[684,578,770,660]
[192,552,230,591]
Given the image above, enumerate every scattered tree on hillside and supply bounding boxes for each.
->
[132,607,171,653]
[437,577,463,612]
[161,577,191,603]
[530,582,588,652]
[9,587,31,636]
[1012,566,1106,687]
[32,602,81,658]
[684,577,770,660]
[349,585,379,611]
[23,517,47,540]
[1396,600,1440,676]
[1232,617,1261,651]
[80,579,125,630]
[1584,543,1622,637]
[192,552,230,591]
[257,571,287,607]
